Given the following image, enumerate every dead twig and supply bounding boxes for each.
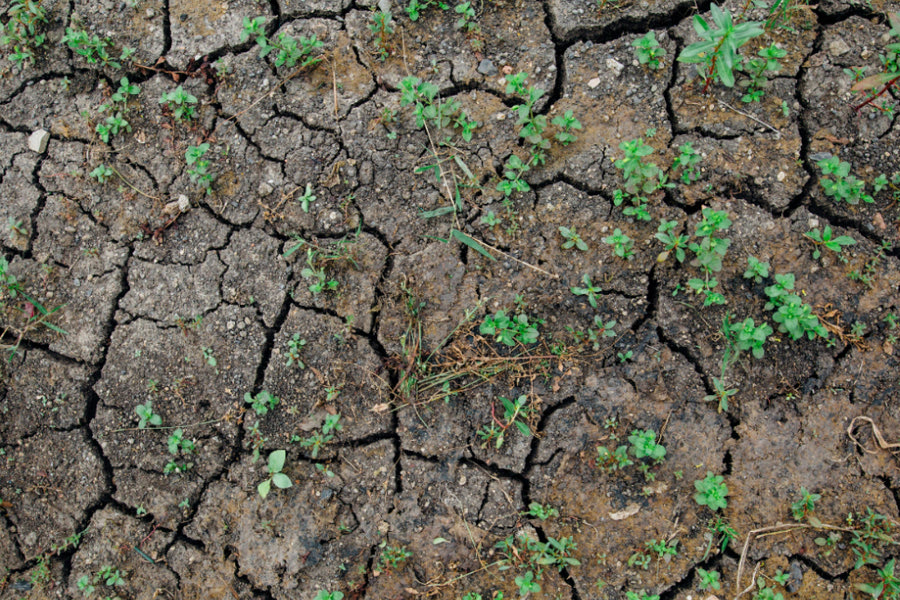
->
[847,416,900,455]
[717,100,781,138]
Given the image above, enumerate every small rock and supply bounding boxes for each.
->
[477,58,497,76]
[177,194,190,213]
[588,77,601,89]
[777,170,787,182]
[257,182,274,197]
[606,58,625,77]
[28,129,50,153]
[828,39,851,56]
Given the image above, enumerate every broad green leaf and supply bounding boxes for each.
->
[268,449,286,474]
[272,472,293,489]
[258,478,271,498]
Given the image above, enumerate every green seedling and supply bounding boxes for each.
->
[1,0,48,69]
[571,274,602,308]
[515,571,540,596]
[481,211,501,227]
[704,376,738,412]
[405,0,449,20]
[167,428,195,456]
[791,487,821,522]
[655,219,689,263]
[522,502,559,520]
[559,225,588,251]
[300,248,339,294]
[856,557,900,599]
[297,183,316,213]
[551,109,582,145]
[245,16,324,70]
[628,429,667,461]
[455,1,478,32]
[740,43,787,102]
[672,142,702,183]
[89,164,114,184]
[378,543,412,571]
[804,226,856,261]
[632,31,666,69]
[725,316,773,360]
[646,538,679,560]
[313,592,344,600]
[498,153,531,197]
[77,565,125,598]
[771,294,828,341]
[697,567,722,591]
[285,333,307,368]
[62,26,133,68]
[625,592,660,600]
[369,10,394,61]
[258,449,292,499]
[694,471,729,511]
[688,208,732,306]
[135,401,161,429]
[244,390,279,416]
[849,12,900,114]
[754,576,785,600]
[677,4,765,91]
[596,444,633,472]
[743,255,770,283]
[477,394,534,449]
[817,157,873,204]
[615,138,664,196]
[296,413,342,458]
[603,228,635,260]
[186,143,215,194]
[479,310,542,346]
[159,85,199,122]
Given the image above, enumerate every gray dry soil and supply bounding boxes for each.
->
[2,0,900,599]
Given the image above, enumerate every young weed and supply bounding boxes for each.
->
[1,0,48,69]
[632,31,666,70]
[816,156,874,205]
[294,413,342,459]
[603,228,635,260]
[258,449,292,499]
[159,85,199,122]
[185,143,215,195]
[244,390,280,416]
[694,471,729,511]
[135,400,162,429]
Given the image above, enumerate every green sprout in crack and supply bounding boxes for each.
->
[244,390,279,416]
[295,413,342,459]
[571,274,602,307]
[694,471,729,511]
[632,31,666,70]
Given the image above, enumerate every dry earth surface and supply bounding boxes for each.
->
[1,0,900,599]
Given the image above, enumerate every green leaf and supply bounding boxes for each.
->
[419,206,456,219]
[258,478,271,498]
[271,472,293,489]
[451,230,495,261]
[268,449,286,474]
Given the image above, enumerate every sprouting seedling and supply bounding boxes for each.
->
[571,274,602,308]
[159,85,198,121]
[677,4,765,91]
[258,449,292,499]
[743,255,770,283]
[694,471,729,511]
[803,226,856,261]
[632,31,666,70]
[135,401,162,429]
[551,110,582,145]
[298,183,316,213]
[603,228,635,260]
[285,333,307,368]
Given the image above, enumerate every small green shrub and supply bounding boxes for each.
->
[258,449,292,499]
[694,471,729,511]
[632,31,666,69]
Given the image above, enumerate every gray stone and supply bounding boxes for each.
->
[27,129,49,153]
[477,58,498,76]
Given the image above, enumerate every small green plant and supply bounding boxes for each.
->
[378,543,412,571]
[285,334,307,368]
[559,225,588,251]
[455,1,479,33]
[625,592,660,600]
[62,25,133,68]
[672,142,703,184]
[646,538,679,561]
[159,85,199,122]
[241,16,324,69]
[89,164,114,184]
[571,274,603,308]
[725,316,773,360]
[596,443,634,472]
[477,394,535,449]
[300,248,339,295]
[167,428,195,456]
[551,110,582,145]
[481,210,501,227]
[740,44,787,103]
[856,557,900,599]
[628,429,667,461]
[817,156,873,205]
[603,228,635,260]
[313,591,344,600]
[186,143,215,195]
[77,565,125,597]
[297,183,316,213]
[697,567,722,591]
[498,153,531,197]
[1,0,48,69]
[849,12,899,114]
[804,226,856,261]
[687,208,731,306]
[135,400,161,429]
[258,449,292,499]
[479,310,542,346]
[405,0,449,20]
[704,376,738,412]
[743,255,770,283]
[677,4,765,91]
[655,219,689,263]
[632,31,666,69]
[369,10,394,61]
[522,502,559,520]
[296,413,342,458]
[791,487,821,522]
[694,471,729,511]
[770,294,828,341]
[613,138,667,221]
[244,390,279,416]
[515,570,540,596]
